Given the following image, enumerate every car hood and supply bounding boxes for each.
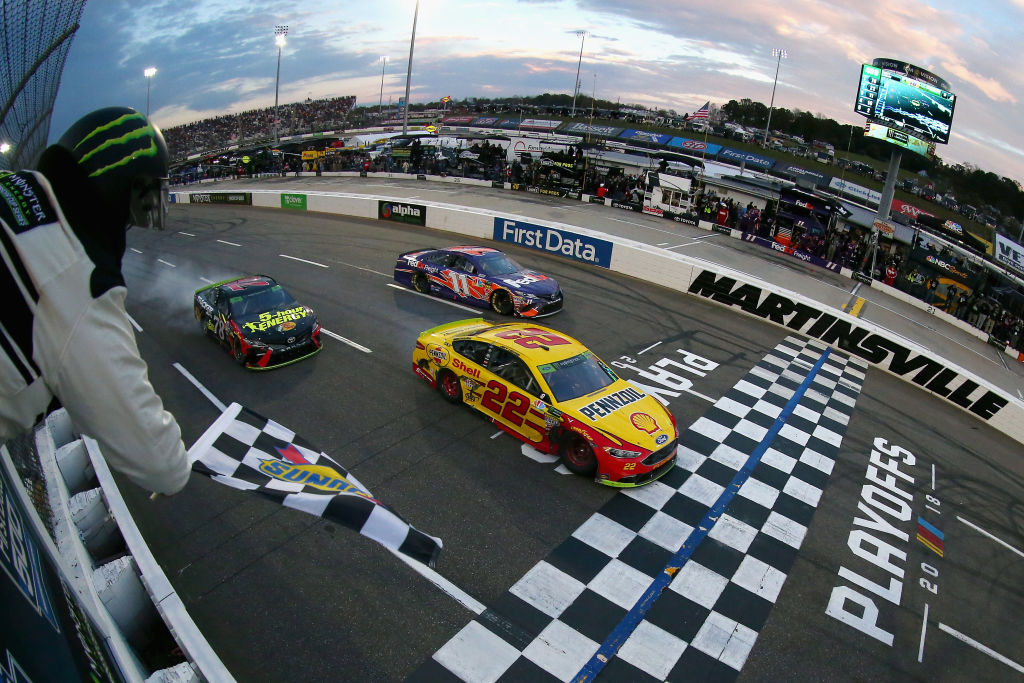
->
[558,381,675,451]
[494,270,560,296]
[237,307,317,343]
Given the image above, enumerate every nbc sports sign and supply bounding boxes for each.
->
[378,200,426,225]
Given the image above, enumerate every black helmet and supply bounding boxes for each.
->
[55,106,169,229]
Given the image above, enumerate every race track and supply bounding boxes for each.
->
[115,199,1024,682]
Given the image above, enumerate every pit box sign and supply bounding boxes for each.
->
[191,192,252,205]
[281,193,307,210]
[378,200,426,226]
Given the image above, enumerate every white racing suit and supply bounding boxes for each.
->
[0,169,189,494]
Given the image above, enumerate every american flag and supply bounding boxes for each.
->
[189,403,443,566]
[687,101,710,120]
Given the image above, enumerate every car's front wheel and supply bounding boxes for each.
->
[490,289,514,316]
[230,335,247,365]
[561,433,597,476]
[437,370,462,403]
[413,272,431,294]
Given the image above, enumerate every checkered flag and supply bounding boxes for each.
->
[188,403,442,567]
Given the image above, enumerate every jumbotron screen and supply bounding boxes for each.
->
[854,60,956,144]
[863,122,935,158]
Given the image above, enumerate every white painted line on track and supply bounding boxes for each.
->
[1018,388,1024,400]
[173,362,227,413]
[335,260,390,277]
[931,463,936,490]
[937,622,1024,674]
[386,282,483,314]
[130,247,143,254]
[387,548,485,615]
[281,254,329,268]
[157,259,176,268]
[490,431,503,439]
[199,277,214,284]
[321,328,371,353]
[217,239,241,247]
[918,603,929,662]
[657,242,670,246]
[178,231,196,237]
[957,516,1024,559]
[996,348,1009,371]
[126,314,143,333]
[638,341,662,355]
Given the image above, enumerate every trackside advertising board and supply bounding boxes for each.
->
[281,193,307,210]
[994,234,1024,277]
[191,192,252,205]
[378,200,427,225]
[492,217,613,268]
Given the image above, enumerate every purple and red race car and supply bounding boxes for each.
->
[393,246,563,317]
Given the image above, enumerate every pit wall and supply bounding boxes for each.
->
[172,185,1024,447]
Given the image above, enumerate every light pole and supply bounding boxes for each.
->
[570,30,586,118]
[762,48,787,146]
[402,0,420,135]
[144,67,157,117]
[273,25,289,146]
[378,56,388,121]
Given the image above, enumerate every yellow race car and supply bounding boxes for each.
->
[412,319,678,487]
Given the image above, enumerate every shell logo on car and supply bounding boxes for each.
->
[630,412,660,434]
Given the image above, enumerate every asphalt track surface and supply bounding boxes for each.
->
[115,194,1024,682]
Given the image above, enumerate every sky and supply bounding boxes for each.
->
[48,0,1024,189]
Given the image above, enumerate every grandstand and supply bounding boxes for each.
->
[163,95,356,161]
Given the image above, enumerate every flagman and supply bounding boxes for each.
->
[0,107,191,495]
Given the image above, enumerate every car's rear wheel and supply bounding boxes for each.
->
[491,289,514,316]
[561,433,597,476]
[437,370,462,403]
[413,272,431,294]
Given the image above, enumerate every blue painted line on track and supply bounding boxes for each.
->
[571,347,833,682]
[918,515,944,540]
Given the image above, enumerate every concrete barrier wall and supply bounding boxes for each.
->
[170,186,1024,448]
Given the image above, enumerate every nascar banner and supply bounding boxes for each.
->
[189,403,443,567]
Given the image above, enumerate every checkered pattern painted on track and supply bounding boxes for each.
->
[410,336,868,682]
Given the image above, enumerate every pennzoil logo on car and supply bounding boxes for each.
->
[630,412,660,434]
[579,387,646,421]
[427,345,449,365]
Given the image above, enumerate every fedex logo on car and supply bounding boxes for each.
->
[493,218,613,268]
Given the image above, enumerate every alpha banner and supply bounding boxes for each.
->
[378,200,427,225]
[281,193,307,210]
[189,403,443,566]
[667,137,723,155]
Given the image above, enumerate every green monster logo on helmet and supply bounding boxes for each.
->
[73,112,162,178]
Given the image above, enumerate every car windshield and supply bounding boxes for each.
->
[476,252,524,277]
[229,285,297,318]
[537,351,617,402]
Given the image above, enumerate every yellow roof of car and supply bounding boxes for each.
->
[470,322,589,363]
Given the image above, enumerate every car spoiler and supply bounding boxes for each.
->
[419,318,490,337]
[398,248,437,258]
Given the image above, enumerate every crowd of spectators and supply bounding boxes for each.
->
[162,96,356,160]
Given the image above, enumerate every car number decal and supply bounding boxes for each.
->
[479,379,546,440]
[493,328,571,349]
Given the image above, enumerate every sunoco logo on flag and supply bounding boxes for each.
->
[188,403,442,566]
